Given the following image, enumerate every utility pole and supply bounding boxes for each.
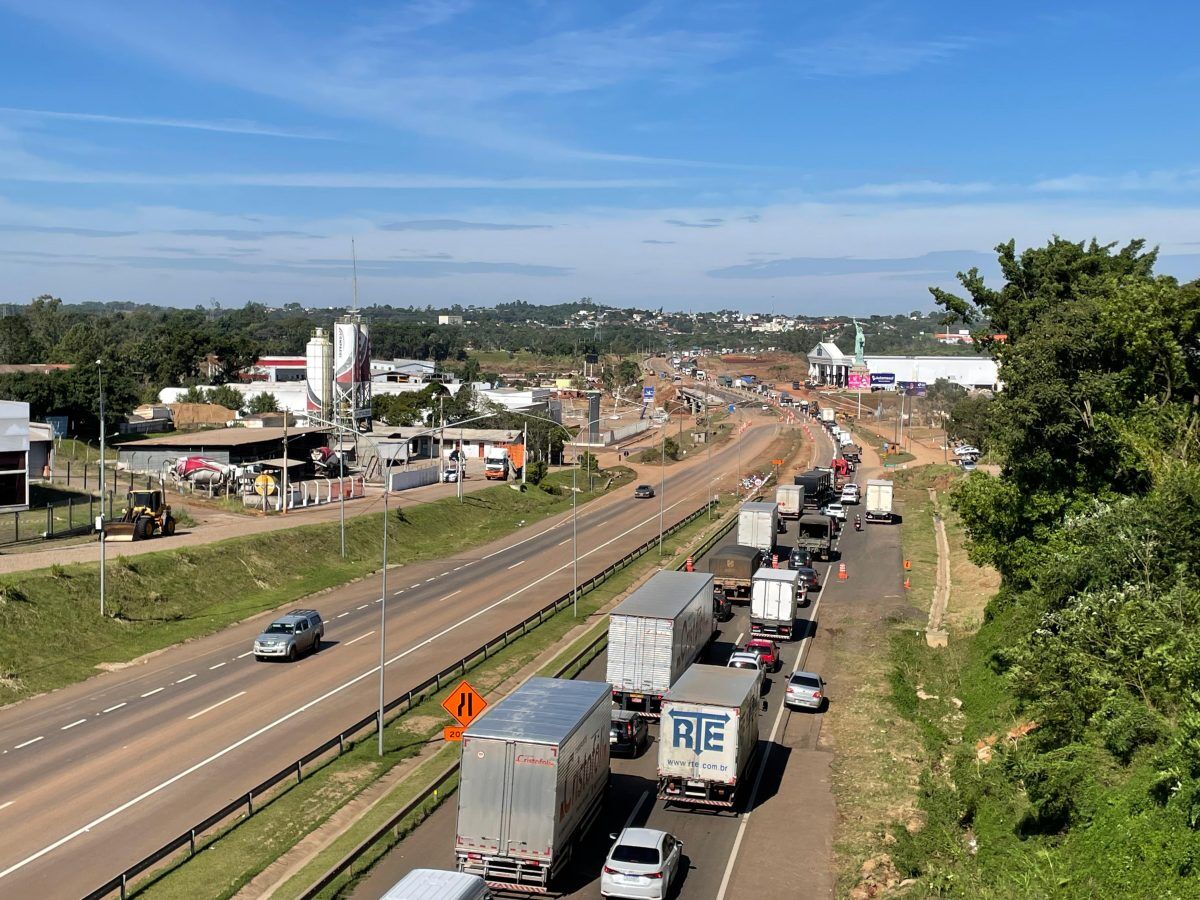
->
[378,462,390,757]
[97,360,106,618]
[281,415,289,515]
[571,461,578,617]
[338,415,346,558]
[658,423,666,555]
[521,422,527,485]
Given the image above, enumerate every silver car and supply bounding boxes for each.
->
[785,670,825,711]
[254,609,324,661]
[601,828,683,899]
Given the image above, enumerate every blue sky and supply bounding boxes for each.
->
[0,0,1198,312]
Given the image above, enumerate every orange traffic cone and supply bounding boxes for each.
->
[685,556,694,572]
[903,559,911,570]
[771,554,779,569]
[838,562,848,580]
[903,577,911,590]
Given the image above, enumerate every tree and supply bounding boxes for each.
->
[925,378,968,418]
[246,392,280,414]
[178,386,208,404]
[205,384,245,412]
[946,394,992,451]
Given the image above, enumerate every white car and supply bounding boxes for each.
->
[953,445,980,458]
[840,484,860,504]
[822,502,847,522]
[601,828,683,899]
[726,651,766,695]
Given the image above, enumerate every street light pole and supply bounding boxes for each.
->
[658,424,666,555]
[571,462,578,617]
[338,416,346,558]
[97,360,106,618]
[378,448,397,757]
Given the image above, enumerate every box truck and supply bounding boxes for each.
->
[736,501,779,554]
[794,514,834,561]
[707,545,762,600]
[820,408,835,424]
[794,469,832,508]
[658,666,761,809]
[484,448,510,480]
[607,571,716,713]
[750,568,800,639]
[774,484,804,519]
[455,678,610,892]
[866,479,894,522]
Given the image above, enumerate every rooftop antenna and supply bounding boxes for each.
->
[351,238,359,311]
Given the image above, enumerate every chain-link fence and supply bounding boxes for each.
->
[0,491,111,546]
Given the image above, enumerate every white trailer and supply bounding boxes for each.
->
[750,568,800,639]
[736,501,779,554]
[455,678,610,892]
[658,666,761,809]
[774,484,804,519]
[866,479,894,523]
[820,407,835,424]
[606,571,716,713]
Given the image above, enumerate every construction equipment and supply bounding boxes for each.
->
[104,489,176,542]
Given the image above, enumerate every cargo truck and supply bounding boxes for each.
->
[483,448,510,480]
[866,479,894,523]
[750,568,800,639]
[774,484,804,519]
[455,678,610,892]
[607,571,716,713]
[794,469,832,509]
[841,443,862,463]
[820,408,835,424]
[707,545,762,600]
[736,501,779,554]
[658,666,761,810]
[793,514,834,561]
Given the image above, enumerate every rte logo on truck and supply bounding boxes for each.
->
[668,709,729,753]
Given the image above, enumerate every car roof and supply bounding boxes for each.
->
[611,709,641,723]
[745,637,776,645]
[615,828,666,848]
[729,651,760,662]
[790,670,822,681]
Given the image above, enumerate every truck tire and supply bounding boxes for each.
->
[163,516,176,536]
[134,517,152,540]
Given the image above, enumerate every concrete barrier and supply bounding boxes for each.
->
[387,465,439,492]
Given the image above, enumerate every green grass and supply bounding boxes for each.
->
[130,490,731,900]
[0,470,629,705]
[52,437,116,462]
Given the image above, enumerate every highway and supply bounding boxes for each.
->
[348,416,896,900]
[0,410,782,898]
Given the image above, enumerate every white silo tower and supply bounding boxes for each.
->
[305,326,333,422]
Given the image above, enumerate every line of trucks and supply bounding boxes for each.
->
[451,570,768,893]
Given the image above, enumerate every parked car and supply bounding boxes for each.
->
[253,609,324,661]
[610,709,650,757]
[840,484,860,504]
[601,828,683,899]
[953,445,980,458]
[822,502,846,522]
[785,670,826,711]
[742,638,781,672]
[441,467,461,483]
[633,484,656,499]
[961,459,977,472]
[795,566,820,590]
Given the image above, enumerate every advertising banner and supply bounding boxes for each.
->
[643,385,656,402]
[847,371,870,390]
[870,373,896,386]
[898,381,928,397]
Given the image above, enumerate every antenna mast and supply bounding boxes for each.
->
[351,238,359,311]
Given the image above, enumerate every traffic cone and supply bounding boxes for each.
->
[685,556,694,572]
[771,554,779,569]
[903,577,910,590]
[903,559,911,570]
[838,562,848,580]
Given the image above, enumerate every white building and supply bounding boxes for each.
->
[806,341,1000,391]
[0,401,31,510]
[437,314,464,326]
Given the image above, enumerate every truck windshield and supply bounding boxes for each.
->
[611,845,660,865]
[265,622,295,634]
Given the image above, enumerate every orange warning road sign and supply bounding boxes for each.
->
[443,726,465,742]
[771,458,784,466]
[442,680,487,727]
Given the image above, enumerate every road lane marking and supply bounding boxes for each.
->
[411,583,421,589]
[439,571,450,577]
[101,702,126,713]
[621,790,650,832]
[734,631,744,645]
[507,560,526,570]
[438,590,462,603]
[175,674,197,684]
[0,490,709,883]
[357,604,369,610]
[208,662,226,671]
[424,577,436,583]
[558,539,571,546]
[14,737,43,750]
[375,598,382,603]
[345,631,375,646]
[336,612,349,618]
[453,565,464,571]
[61,719,87,731]
[393,590,405,596]
[186,691,246,721]
[236,651,254,659]
[0,801,12,811]
[141,687,165,697]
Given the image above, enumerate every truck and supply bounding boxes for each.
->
[820,407,835,424]
[736,501,779,554]
[483,448,509,480]
[707,545,762,600]
[779,391,793,407]
[866,479,894,523]
[774,484,804,519]
[607,571,716,713]
[794,469,832,509]
[841,443,862,463]
[455,678,610,892]
[794,514,834,561]
[750,568,800,639]
[657,666,761,809]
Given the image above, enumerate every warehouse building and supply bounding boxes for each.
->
[116,427,329,475]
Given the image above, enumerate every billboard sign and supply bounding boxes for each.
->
[642,386,656,403]
[899,381,928,397]
[847,371,870,390]
[46,415,69,438]
[870,373,895,386]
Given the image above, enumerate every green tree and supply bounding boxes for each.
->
[205,384,245,412]
[178,386,208,404]
[946,394,992,451]
[246,392,280,414]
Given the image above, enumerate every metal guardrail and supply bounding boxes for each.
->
[86,498,719,900]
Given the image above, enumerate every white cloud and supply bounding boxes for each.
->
[0,106,336,140]
[835,180,997,198]
[1032,169,1200,193]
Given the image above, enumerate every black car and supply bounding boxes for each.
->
[713,590,733,622]
[789,548,813,570]
[633,484,656,499]
[610,710,650,756]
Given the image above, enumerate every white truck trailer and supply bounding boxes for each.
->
[750,568,800,639]
[607,571,716,713]
[865,479,894,523]
[821,407,835,424]
[736,501,779,554]
[658,666,761,809]
[455,678,610,892]
[774,484,804,519]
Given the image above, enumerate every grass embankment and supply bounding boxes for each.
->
[851,421,916,465]
[133,494,733,900]
[634,411,734,466]
[0,470,630,706]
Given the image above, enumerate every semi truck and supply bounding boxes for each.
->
[736,501,779,554]
[707,545,762,600]
[607,571,716,713]
[658,666,761,809]
[774,483,804,519]
[866,479,894,523]
[794,514,834,561]
[820,407,835,424]
[750,568,800,639]
[455,678,610,892]
[794,469,832,509]
[484,448,510,480]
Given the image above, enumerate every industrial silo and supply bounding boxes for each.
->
[305,327,333,422]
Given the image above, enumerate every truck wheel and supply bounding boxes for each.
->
[164,517,176,536]
[134,517,152,540]
[287,645,297,662]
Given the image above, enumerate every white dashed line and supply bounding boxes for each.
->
[424,577,436,583]
[61,719,87,731]
[357,604,369,610]
[175,674,197,684]
[507,560,526,570]
[236,651,254,659]
[374,598,382,604]
[393,590,405,596]
[101,703,126,714]
[558,538,571,546]
[410,583,421,589]
[14,737,44,750]
[208,662,226,671]
[141,687,165,697]
[336,612,349,618]
[186,691,246,721]
[453,565,464,571]
[345,631,375,646]
[0,801,13,812]
[439,571,450,577]
[438,590,462,603]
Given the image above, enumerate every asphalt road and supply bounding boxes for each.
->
[349,418,887,900]
[0,415,783,899]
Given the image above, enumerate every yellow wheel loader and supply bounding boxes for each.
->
[104,489,176,542]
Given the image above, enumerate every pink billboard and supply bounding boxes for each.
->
[848,371,870,390]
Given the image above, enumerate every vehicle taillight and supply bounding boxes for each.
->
[813,691,822,699]
[648,871,664,879]
[603,866,619,875]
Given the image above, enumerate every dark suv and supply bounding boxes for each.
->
[253,609,324,661]
[610,710,650,756]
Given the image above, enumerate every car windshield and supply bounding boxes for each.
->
[637,485,651,490]
[611,845,660,865]
[265,622,295,634]
[729,660,757,669]
[791,674,821,688]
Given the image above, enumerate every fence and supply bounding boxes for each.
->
[85,497,724,900]
[0,492,108,547]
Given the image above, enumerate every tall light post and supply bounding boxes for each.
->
[337,415,346,558]
[378,445,398,757]
[97,360,106,618]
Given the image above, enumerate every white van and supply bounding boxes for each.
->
[379,868,492,900]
